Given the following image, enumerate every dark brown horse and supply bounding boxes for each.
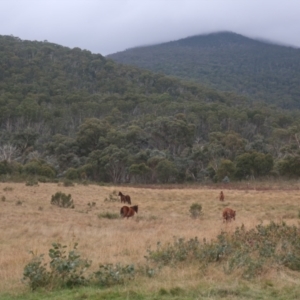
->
[118,191,131,205]
[222,208,236,223]
[120,205,138,219]
[219,191,225,201]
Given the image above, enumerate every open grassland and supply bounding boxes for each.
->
[0,181,300,299]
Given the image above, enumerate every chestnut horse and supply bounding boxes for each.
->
[222,208,236,223]
[219,191,225,201]
[120,205,138,219]
[118,191,131,205]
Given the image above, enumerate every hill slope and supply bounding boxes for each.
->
[1,35,300,184]
[107,32,300,109]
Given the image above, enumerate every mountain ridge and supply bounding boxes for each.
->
[107,31,300,109]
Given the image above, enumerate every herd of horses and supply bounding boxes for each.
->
[118,190,236,223]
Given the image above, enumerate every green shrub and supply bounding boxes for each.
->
[189,203,202,219]
[94,263,135,287]
[23,242,149,291]
[23,253,50,291]
[146,237,203,266]
[51,192,74,208]
[23,243,91,291]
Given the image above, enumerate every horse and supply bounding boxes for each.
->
[118,191,131,204]
[222,208,236,223]
[120,205,138,219]
[219,191,225,201]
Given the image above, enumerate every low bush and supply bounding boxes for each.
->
[189,203,202,219]
[51,192,74,208]
[94,263,135,287]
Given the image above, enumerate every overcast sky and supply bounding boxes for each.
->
[1,0,300,56]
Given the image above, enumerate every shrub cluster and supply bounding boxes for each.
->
[23,242,155,291]
[51,192,74,208]
[23,222,300,292]
[23,243,91,291]
[145,222,300,279]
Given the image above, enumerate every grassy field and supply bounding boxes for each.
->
[0,181,300,299]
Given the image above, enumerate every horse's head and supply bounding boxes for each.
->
[131,205,138,213]
[118,192,122,196]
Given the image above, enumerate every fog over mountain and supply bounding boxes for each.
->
[1,0,300,56]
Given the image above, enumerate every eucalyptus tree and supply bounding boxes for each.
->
[76,118,110,156]
[234,151,273,180]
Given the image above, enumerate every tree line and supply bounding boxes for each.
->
[0,35,300,183]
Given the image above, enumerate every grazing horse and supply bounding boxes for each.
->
[222,208,236,223]
[120,205,138,219]
[219,191,225,201]
[118,192,131,205]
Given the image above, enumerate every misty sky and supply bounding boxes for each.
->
[1,0,300,56]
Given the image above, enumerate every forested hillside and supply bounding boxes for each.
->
[107,32,300,109]
[0,34,300,183]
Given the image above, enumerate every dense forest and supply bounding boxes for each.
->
[107,31,300,109]
[0,34,300,184]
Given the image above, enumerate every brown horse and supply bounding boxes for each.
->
[219,191,225,201]
[118,192,131,205]
[222,208,236,223]
[120,205,138,219]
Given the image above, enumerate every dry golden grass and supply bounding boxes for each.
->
[0,181,300,294]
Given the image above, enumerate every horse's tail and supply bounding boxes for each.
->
[127,196,131,204]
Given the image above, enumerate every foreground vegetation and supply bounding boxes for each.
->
[1,181,300,299]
